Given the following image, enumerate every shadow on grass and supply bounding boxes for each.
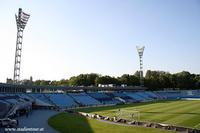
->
[76,100,179,113]
[48,112,94,133]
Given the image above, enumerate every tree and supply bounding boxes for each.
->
[134,71,140,78]
[118,74,140,86]
[95,75,119,85]
[119,74,130,85]
[33,80,51,86]
[130,75,140,86]
[68,73,100,86]
[86,73,99,86]
[144,70,172,90]
[175,71,195,89]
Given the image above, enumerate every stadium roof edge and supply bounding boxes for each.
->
[0,83,147,92]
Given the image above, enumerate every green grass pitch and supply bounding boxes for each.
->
[48,100,200,133]
[48,112,174,133]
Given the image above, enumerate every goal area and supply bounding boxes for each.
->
[116,109,140,121]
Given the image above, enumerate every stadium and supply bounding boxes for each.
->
[1,1,200,133]
[0,83,200,133]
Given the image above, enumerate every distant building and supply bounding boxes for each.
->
[6,78,13,84]
[6,76,33,85]
[21,76,33,85]
[98,84,115,87]
[121,84,127,87]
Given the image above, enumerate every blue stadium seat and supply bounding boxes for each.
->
[124,92,146,102]
[29,93,53,105]
[111,92,136,103]
[45,93,78,107]
[68,92,101,106]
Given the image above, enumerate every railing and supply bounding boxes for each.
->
[5,104,17,118]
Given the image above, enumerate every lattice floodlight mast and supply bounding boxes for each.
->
[136,46,145,86]
[13,8,30,84]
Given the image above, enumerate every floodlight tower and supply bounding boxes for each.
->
[13,8,30,84]
[136,46,145,86]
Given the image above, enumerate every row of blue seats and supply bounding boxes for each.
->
[88,92,111,100]
[88,92,122,104]
[29,91,159,107]
[46,93,78,107]
[68,93,100,106]
[155,90,200,99]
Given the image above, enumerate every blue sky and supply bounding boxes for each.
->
[0,0,200,82]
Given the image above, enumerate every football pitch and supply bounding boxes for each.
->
[48,112,174,133]
[48,100,200,133]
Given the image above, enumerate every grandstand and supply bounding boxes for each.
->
[0,86,200,118]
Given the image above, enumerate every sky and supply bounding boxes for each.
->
[0,0,200,82]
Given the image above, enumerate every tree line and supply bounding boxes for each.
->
[145,70,200,90]
[30,70,200,90]
[33,73,140,87]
